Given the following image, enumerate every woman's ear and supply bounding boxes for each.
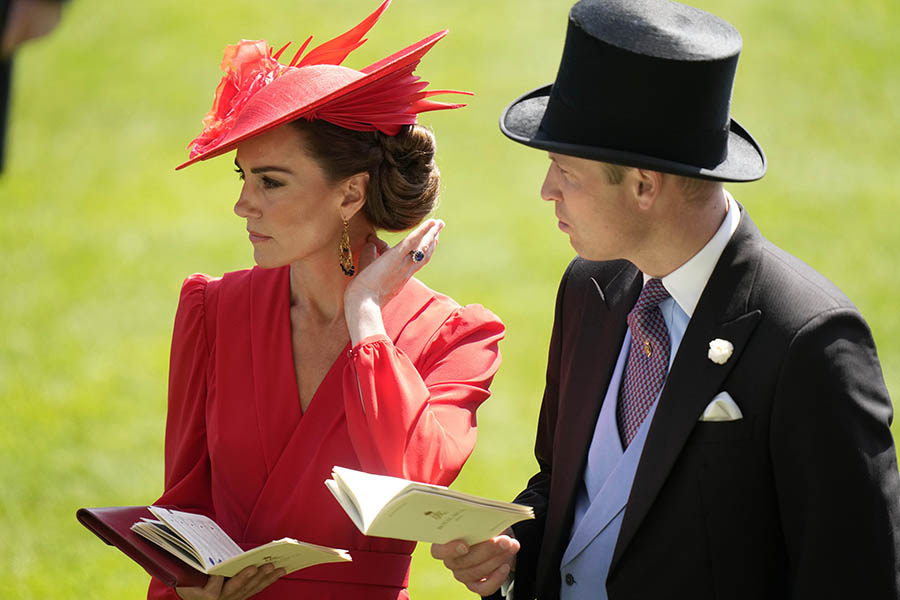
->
[339,171,370,219]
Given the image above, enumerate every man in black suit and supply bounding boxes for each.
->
[1,0,66,172]
[433,0,900,598]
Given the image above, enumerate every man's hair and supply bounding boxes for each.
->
[601,163,719,202]
[675,174,720,202]
[602,163,628,184]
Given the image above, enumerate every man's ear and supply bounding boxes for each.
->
[338,171,369,219]
[631,169,663,210]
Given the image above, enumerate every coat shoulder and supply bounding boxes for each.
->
[752,239,859,329]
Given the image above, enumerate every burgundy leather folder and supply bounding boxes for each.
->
[76,506,208,588]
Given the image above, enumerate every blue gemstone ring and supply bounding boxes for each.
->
[411,248,426,263]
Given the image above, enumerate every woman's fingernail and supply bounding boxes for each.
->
[456,543,467,556]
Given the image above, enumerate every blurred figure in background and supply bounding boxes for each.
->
[1,0,67,172]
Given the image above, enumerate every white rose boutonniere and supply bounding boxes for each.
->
[708,338,734,365]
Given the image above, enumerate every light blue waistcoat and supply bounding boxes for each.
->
[559,330,659,600]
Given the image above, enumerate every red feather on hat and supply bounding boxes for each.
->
[183,0,470,167]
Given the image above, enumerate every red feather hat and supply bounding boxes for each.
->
[177,0,470,170]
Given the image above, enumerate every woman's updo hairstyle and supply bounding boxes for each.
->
[291,119,439,232]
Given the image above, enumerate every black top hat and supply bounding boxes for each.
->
[501,0,766,182]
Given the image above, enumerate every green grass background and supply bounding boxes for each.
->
[1,0,897,598]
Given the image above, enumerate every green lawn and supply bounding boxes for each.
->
[2,0,898,598]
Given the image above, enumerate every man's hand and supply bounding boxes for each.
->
[431,534,520,596]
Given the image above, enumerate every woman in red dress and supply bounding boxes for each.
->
[148,2,504,599]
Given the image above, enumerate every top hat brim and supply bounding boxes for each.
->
[175,30,448,171]
[501,84,767,183]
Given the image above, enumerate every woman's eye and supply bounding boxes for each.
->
[234,168,245,181]
[262,176,284,189]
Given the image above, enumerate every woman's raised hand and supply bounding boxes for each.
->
[175,564,284,600]
[349,218,444,304]
[344,219,444,345]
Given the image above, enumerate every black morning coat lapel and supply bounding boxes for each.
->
[608,209,764,575]
[540,261,642,587]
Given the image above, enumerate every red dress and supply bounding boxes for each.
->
[148,266,504,599]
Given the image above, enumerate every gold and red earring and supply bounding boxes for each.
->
[338,219,355,276]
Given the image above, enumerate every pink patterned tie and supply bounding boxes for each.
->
[617,278,671,448]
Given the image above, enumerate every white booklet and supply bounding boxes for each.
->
[131,506,351,577]
[325,466,534,545]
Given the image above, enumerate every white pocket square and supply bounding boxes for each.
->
[699,391,743,422]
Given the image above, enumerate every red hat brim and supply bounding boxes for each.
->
[175,30,448,171]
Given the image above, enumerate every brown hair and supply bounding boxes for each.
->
[291,119,440,231]
[601,162,628,184]
[601,162,719,201]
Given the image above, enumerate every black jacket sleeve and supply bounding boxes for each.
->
[770,307,900,598]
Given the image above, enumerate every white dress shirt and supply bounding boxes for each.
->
[655,191,741,363]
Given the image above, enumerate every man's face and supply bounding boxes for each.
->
[541,153,644,261]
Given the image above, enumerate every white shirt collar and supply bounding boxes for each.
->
[643,191,740,317]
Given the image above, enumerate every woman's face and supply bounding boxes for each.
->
[233,124,346,269]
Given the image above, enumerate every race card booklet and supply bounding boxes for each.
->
[325,466,534,545]
[76,505,350,588]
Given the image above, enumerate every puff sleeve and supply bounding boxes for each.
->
[148,274,214,600]
[341,304,504,486]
